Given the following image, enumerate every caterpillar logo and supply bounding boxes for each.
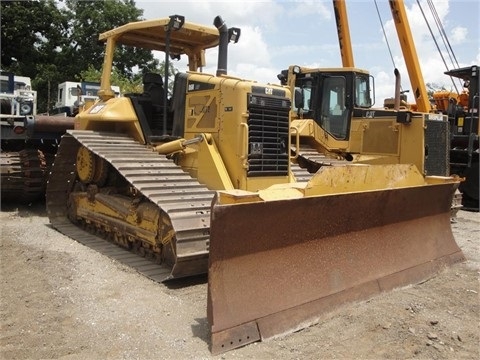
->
[251,85,286,97]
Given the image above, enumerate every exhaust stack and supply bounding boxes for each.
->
[214,16,228,76]
[213,16,240,77]
[394,68,401,110]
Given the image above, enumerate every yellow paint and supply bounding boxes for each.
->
[76,146,95,183]
[76,97,145,144]
[72,192,162,246]
[216,164,459,205]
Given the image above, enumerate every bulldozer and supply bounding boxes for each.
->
[207,1,464,354]
[279,0,451,183]
[45,14,463,355]
[278,65,451,183]
[46,15,293,281]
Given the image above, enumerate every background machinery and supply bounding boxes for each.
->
[51,81,121,117]
[278,0,451,184]
[1,71,74,203]
[433,65,479,211]
[44,15,463,355]
[276,0,465,218]
[278,65,450,183]
[386,0,478,211]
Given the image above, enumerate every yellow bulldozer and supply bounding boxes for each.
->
[279,65,452,183]
[46,14,464,355]
[279,0,452,183]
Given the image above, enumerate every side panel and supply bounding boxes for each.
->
[182,73,291,191]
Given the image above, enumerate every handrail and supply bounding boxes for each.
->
[239,123,249,169]
[290,125,300,160]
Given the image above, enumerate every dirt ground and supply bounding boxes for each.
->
[0,202,479,360]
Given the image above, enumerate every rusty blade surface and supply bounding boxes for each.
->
[207,182,465,354]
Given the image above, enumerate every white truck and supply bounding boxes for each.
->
[0,72,37,118]
[1,72,74,203]
[53,81,121,116]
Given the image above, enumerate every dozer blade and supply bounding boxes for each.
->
[207,165,465,354]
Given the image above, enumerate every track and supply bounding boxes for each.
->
[290,162,312,182]
[1,149,47,203]
[291,145,348,182]
[46,130,215,282]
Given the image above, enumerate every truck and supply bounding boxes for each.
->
[52,81,121,116]
[44,14,462,355]
[0,71,74,203]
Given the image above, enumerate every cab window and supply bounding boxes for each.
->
[319,76,348,139]
[355,75,371,107]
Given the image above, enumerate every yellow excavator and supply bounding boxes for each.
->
[45,13,463,355]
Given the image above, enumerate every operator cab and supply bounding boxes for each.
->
[281,67,373,140]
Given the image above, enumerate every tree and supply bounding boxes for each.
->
[80,65,144,94]
[1,0,65,77]
[80,60,179,96]
[60,0,158,79]
[1,0,159,112]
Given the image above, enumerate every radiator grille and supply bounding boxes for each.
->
[425,119,449,176]
[247,94,290,177]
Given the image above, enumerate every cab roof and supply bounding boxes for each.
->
[99,17,220,55]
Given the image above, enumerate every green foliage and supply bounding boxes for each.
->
[1,0,169,112]
[80,60,178,95]
[80,65,144,94]
[1,0,64,75]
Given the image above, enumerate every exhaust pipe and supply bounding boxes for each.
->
[394,68,401,111]
[213,16,241,77]
[214,16,229,77]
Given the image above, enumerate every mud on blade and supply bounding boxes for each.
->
[207,165,465,354]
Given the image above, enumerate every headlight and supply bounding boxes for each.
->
[20,101,33,116]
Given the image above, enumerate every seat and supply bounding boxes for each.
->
[142,73,166,132]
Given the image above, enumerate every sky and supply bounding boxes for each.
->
[136,0,479,105]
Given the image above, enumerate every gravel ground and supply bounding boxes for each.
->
[0,202,479,360]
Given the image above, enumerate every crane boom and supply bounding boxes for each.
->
[333,0,355,67]
[388,0,431,112]
[333,0,431,112]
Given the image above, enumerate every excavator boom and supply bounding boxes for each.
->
[332,0,430,112]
